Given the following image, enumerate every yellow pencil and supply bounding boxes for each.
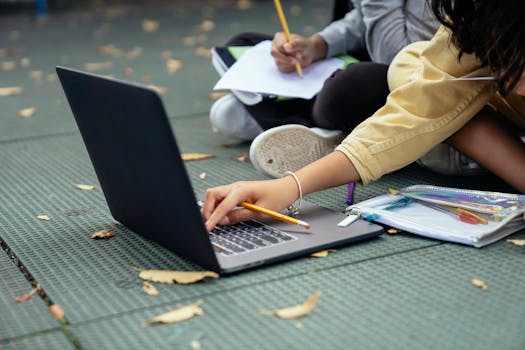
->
[273,0,303,77]
[240,201,311,229]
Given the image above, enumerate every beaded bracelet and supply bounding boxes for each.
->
[284,171,303,216]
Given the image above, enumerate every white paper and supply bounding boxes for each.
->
[213,41,344,100]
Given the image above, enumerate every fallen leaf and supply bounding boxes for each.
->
[147,84,167,95]
[74,184,96,190]
[196,46,212,59]
[290,5,302,16]
[84,61,114,72]
[166,59,183,74]
[48,304,65,321]
[261,291,321,319]
[295,321,303,329]
[19,57,30,68]
[140,75,153,84]
[142,19,159,32]
[142,282,160,296]
[237,153,249,162]
[91,229,116,239]
[15,284,41,303]
[1,61,16,71]
[133,267,219,284]
[237,0,252,10]
[209,92,228,100]
[182,35,197,46]
[161,50,172,60]
[190,340,201,350]
[97,44,122,57]
[46,74,57,82]
[143,300,203,327]
[199,172,206,180]
[507,239,525,246]
[29,70,43,80]
[0,86,23,96]
[181,153,215,161]
[122,67,134,76]
[18,107,36,118]
[125,46,142,60]
[199,20,215,32]
[471,278,488,291]
[387,228,402,235]
[37,215,50,221]
[310,249,336,258]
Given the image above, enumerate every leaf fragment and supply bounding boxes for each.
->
[15,284,41,303]
[471,278,488,291]
[310,249,336,258]
[84,61,114,72]
[142,282,160,296]
[209,92,228,100]
[1,60,16,71]
[133,267,219,284]
[142,19,159,33]
[166,59,183,74]
[199,20,215,32]
[18,107,36,118]
[181,153,215,161]
[74,184,96,191]
[507,239,525,246]
[147,84,167,95]
[196,46,212,59]
[143,300,204,327]
[387,228,402,235]
[37,215,50,221]
[261,291,321,319]
[236,153,249,162]
[190,340,201,350]
[0,86,23,96]
[91,229,116,239]
[199,172,206,180]
[29,70,43,80]
[48,304,65,321]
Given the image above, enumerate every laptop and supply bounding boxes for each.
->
[56,66,383,274]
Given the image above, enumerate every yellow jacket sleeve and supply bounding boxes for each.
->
[336,26,496,185]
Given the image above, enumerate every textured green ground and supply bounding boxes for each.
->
[1,1,524,349]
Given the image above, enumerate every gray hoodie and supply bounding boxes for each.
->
[318,0,440,64]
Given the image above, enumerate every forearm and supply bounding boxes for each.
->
[294,151,360,196]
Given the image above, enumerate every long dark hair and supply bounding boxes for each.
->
[431,0,525,94]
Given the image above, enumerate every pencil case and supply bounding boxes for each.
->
[339,185,525,247]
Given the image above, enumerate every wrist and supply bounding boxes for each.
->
[309,34,328,61]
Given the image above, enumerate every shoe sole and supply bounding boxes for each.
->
[249,124,345,178]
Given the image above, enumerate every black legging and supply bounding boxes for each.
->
[225,33,389,132]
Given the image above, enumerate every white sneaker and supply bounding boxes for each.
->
[209,94,263,141]
[249,124,345,178]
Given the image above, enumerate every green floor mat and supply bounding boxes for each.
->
[1,331,75,350]
[69,240,525,350]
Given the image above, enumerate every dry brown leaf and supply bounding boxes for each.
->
[507,239,525,246]
[237,153,249,162]
[46,74,57,82]
[190,340,201,350]
[142,19,159,32]
[15,284,41,303]
[166,59,183,74]
[147,84,167,95]
[142,282,160,296]
[310,249,336,258]
[387,228,402,235]
[1,61,16,71]
[140,75,153,84]
[199,172,207,180]
[48,304,65,321]
[18,107,36,118]
[84,61,114,72]
[196,46,212,59]
[74,184,96,190]
[182,35,197,46]
[0,86,23,96]
[471,278,488,291]
[143,300,204,327]
[29,70,43,80]
[122,67,134,77]
[181,153,215,161]
[37,215,50,221]
[209,92,228,100]
[133,267,219,284]
[290,5,302,16]
[237,0,252,10]
[19,57,30,68]
[261,291,321,319]
[199,20,215,32]
[125,46,142,60]
[91,229,116,239]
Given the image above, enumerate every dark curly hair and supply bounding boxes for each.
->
[431,0,525,95]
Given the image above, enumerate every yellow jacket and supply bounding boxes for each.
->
[336,26,525,185]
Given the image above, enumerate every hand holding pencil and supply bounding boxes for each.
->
[272,0,303,77]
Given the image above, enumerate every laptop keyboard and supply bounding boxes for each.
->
[210,221,297,256]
